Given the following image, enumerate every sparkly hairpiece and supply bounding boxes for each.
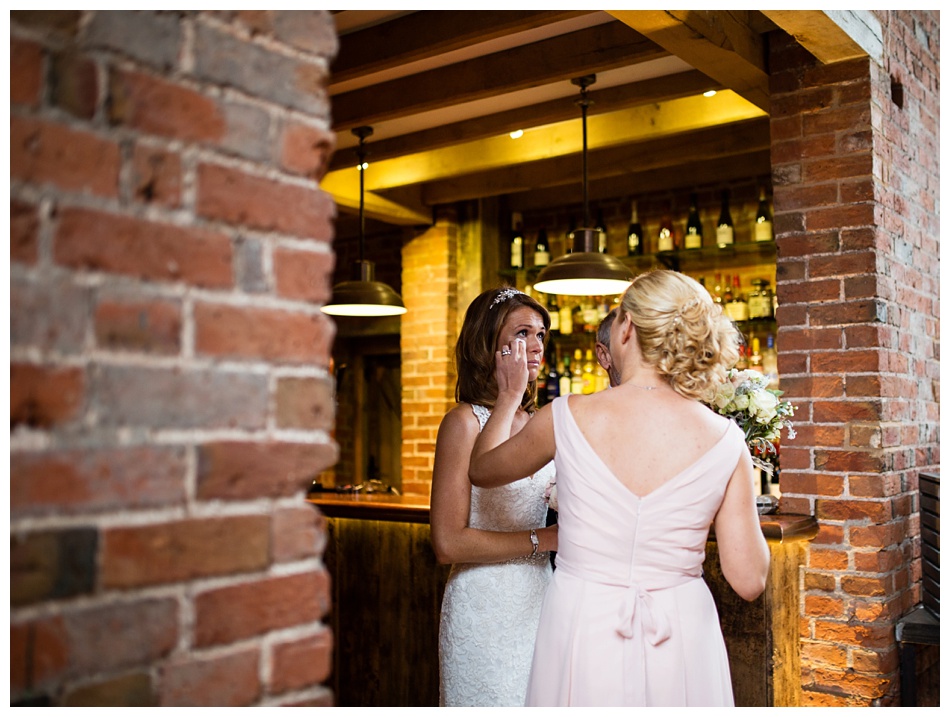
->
[672,297,703,326]
[490,288,525,309]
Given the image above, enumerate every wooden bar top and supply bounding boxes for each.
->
[306,492,819,543]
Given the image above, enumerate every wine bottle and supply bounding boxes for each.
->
[510,212,524,268]
[546,293,560,333]
[582,349,595,395]
[762,334,779,388]
[559,356,572,397]
[570,349,584,395]
[534,226,551,267]
[684,192,703,249]
[716,190,734,248]
[627,200,644,256]
[711,272,723,305]
[728,275,749,322]
[544,355,560,403]
[595,208,607,253]
[749,337,764,373]
[754,187,773,242]
[657,215,674,252]
[559,300,574,335]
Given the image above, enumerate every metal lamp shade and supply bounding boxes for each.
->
[321,260,407,317]
[533,228,633,296]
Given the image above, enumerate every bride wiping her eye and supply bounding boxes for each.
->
[429,285,556,707]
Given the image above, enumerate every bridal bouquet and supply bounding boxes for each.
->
[703,368,796,474]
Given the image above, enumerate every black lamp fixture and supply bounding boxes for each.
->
[533,75,635,297]
[321,126,407,317]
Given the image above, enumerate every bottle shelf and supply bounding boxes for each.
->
[624,240,776,274]
[499,240,776,284]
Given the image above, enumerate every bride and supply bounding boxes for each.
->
[429,286,557,707]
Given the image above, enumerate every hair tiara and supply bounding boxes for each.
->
[490,287,525,309]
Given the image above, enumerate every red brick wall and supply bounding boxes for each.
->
[10,10,339,706]
[400,208,460,497]
[770,12,939,706]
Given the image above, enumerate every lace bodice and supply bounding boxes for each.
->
[468,403,555,534]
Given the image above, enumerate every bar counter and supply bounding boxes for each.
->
[309,492,817,707]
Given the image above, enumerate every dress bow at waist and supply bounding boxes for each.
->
[617,584,672,645]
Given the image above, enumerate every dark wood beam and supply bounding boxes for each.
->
[509,150,772,213]
[421,118,770,205]
[328,70,721,172]
[331,22,667,131]
[331,10,596,85]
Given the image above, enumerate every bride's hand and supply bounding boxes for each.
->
[495,337,528,398]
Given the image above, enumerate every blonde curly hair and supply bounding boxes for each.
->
[620,270,739,401]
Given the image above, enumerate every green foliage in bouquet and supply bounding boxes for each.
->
[703,368,796,474]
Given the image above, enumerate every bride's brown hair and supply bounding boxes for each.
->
[455,287,550,412]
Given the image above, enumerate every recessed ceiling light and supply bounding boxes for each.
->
[509,129,524,139]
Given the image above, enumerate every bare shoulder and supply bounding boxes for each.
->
[438,403,480,441]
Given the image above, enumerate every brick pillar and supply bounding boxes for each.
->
[10,10,339,706]
[769,12,939,706]
[400,208,460,497]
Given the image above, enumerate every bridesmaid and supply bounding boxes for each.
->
[471,270,769,706]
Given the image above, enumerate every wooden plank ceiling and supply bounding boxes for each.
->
[325,10,866,237]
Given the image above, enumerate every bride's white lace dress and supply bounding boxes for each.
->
[438,403,555,707]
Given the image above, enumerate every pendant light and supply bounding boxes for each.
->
[533,76,634,297]
[321,126,407,317]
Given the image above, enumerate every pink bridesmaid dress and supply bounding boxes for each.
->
[526,394,748,706]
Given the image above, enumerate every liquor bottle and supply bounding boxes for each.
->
[684,192,703,249]
[595,208,607,253]
[716,190,734,248]
[711,272,723,305]
[595,361,608,392]
[582,349,595,395]
[748,337,764,373]
[657,214,674,252]
[534,227,551,267]
[754,187,773,242]
[559,299,573,335]
[544,355,560,403]
[720,275,734,306]
[510,212,524,268]
[728,275,749,322]
[762,334,779,388]
[735,344,749,370]
[546,293,560,333]
[570,349,584,395]
[747,279,773,320]
[559,356,572,397]
[581,299,598,333]
[627,200,644,256]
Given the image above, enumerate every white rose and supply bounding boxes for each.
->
[750,389,779,421]
[714,383,736,410]
[733,393,750,411]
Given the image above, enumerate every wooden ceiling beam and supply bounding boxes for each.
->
[510,150,772,213]
[331,10,596,85]
[327,70,721,172]
[330,22,667,131]
[760,10,881,65]
[609,10,770,112]
[421,118,770,205]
